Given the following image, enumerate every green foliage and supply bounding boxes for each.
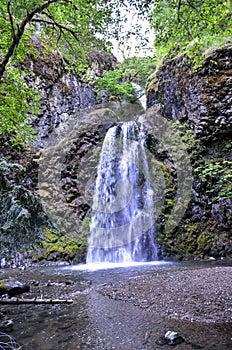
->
[0,0,154,144]
[94,56,156,102]
[0,159,48,257]
[0,0,116,144]
[195,160,232,202]
[150,0,232,64]
[94,69,137,102]
[121,56,156,88]
[0,68,40,145]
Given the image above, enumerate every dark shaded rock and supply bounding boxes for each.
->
[147,46,232,138]
[146,46,232,260]
[23,48,117,148]
[156,336,169,346]
[0,320,14,332]
[0,280,30,297]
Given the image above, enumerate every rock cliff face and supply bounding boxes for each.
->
[1,43,231,265]
[147,47,232,137]
[24,49,117,147]
[146,46,232,260]
[0,48,118,266]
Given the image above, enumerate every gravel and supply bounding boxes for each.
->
[99,266,232,323]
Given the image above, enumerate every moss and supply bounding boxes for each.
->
[41,237,84,262]
[43,228,59,243]
[150,159,175,195]
[161,220,224,259]
[0,279,11,288]
[33,218,91,263]
[165,198,175,207]
[197,233,208,250]
[146,73,159,93]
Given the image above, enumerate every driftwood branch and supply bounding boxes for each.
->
[0,298,73,305]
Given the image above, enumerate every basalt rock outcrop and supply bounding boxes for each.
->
[0,46,118,266]
[146,45,232,260]
[24,47,117,147]
[1,41,231,265]
[147,46,232,137]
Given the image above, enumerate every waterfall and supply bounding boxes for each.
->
[86,121,157,264]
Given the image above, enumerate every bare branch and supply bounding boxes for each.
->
[7,1,16,40]
[31,18,78,40]
[177,0,182,23]
[186,0,198,12]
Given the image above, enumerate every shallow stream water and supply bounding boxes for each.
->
[1,260,232,349]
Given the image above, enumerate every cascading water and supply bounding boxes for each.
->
[87,121,157,264]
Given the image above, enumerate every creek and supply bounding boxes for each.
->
[1,260,232,350]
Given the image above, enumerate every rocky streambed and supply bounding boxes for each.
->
[0,261,232,349]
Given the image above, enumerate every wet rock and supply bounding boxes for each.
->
[156,330,184,346]
[0,320,14,332]
[0,280,30,297]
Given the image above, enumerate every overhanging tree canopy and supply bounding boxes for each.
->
[150,0,232,60]
[0,0,152,144]
[0,0,115,143]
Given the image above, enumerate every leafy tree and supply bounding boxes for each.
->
[94,56,156,102]
[0,68,40,145]
[0,0,153,144]
[0,0,115,79]
[150,0,232,61]
[0,0,116,143]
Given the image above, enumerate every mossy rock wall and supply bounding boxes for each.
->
[147,46,232,138]
[146,46,232,260]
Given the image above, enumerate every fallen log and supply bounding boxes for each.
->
[0,298,73,305]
